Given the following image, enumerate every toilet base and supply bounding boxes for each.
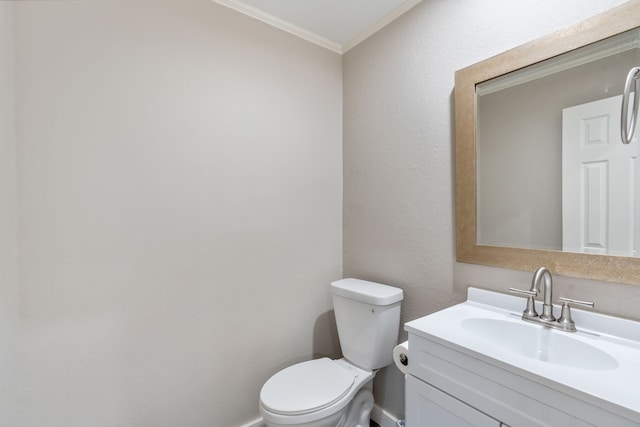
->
[340,387,374,427]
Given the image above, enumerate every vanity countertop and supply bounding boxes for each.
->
[405,288,640,423]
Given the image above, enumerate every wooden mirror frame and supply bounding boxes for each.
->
[455,1,640,285]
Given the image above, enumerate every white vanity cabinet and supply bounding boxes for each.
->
[406,375,500,426]
[404,288,640,427]
[405,331,586,427]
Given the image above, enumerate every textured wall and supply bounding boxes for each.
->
[343,0,636,419]
[13,1,342,425]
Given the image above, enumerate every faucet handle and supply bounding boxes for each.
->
[508,287,537,297]
[509,287,539,318]
[558,296,595,309]
[557,297,595,332]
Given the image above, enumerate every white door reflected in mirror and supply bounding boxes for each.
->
[562,94,640,256]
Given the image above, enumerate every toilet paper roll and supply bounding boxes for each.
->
[392,341,409,374]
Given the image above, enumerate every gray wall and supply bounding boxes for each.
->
[6,0,640,425]
[0,3,18,425]
[343,0,638,419]
[11,1,342,425]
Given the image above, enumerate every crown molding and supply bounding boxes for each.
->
[343,0,422,53]
[211,0,423,54]
[210,0,343,53]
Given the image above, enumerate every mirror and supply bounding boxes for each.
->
[477,28,640,254]
[455,1,640,285]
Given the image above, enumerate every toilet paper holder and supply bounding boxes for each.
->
[399,353,408,366]
[393,341,409,374]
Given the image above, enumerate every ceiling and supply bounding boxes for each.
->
[210,0,423,54]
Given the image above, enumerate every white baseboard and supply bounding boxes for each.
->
[241,404,400,427]
[371,403,401,427]
[239,417,264,427]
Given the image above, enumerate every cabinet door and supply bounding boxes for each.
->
[406,376,500,427]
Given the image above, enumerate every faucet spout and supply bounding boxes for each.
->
[530,267,555,321]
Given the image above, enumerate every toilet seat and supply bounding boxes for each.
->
[260,358,355,416]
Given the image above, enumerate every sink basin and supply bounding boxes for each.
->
[461,317,619,370]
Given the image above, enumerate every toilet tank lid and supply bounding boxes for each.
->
[330,278,403,306]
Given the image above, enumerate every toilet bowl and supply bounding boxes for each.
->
[259,279,403,427]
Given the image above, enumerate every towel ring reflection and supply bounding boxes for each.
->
[621,66,640,145]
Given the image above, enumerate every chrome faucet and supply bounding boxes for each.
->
[509,267,594,332]
[531,267,555,321]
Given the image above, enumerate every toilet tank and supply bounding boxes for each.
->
[330,278,403,371]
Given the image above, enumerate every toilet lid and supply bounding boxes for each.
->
[260,358,355,415]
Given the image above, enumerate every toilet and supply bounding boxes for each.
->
[259,278,403,427]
